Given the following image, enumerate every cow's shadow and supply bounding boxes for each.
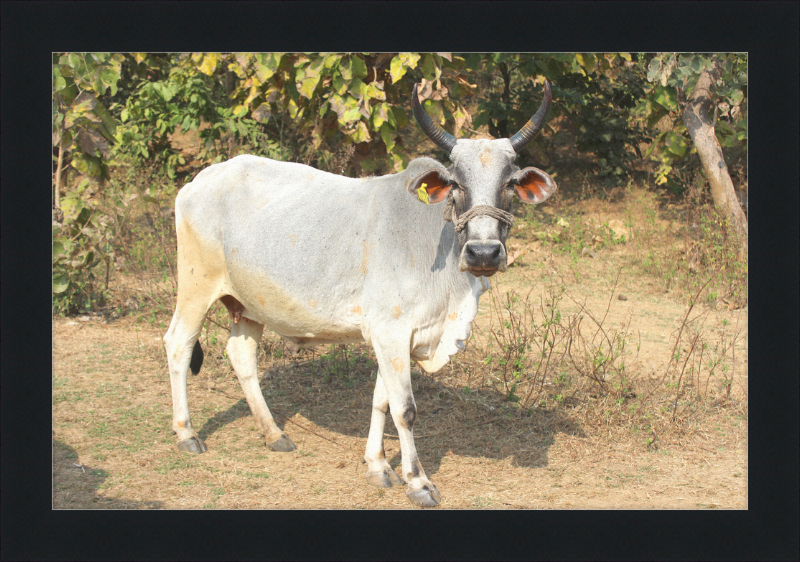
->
[196,348,586,477]
[53,439,163,509]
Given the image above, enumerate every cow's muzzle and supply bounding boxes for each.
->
[460,240,507,277]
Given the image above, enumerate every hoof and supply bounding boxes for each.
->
[366,467,404,488]
[268,435,297,452]
[406,483,441,507]
[177,436,207,454]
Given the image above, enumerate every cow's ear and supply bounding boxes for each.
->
[408,169,452,205]
[513,167,558,204]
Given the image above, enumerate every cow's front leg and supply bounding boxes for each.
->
[227,318,296,452]
[372,337,441,507]
[364,369,404,488]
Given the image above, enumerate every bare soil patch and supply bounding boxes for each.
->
[53,238,747,509]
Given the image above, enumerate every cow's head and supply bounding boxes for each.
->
[407,80,557,277]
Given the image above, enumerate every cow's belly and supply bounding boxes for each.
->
[226,260,363,344]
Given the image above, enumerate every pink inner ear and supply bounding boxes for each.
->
[413,170,451,204]
[516,168,555,203]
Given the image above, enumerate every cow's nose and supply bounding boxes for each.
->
[464,241,505,272]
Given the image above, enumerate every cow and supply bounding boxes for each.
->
[163,80,557,506]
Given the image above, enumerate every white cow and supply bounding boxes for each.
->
[163,81,557,506]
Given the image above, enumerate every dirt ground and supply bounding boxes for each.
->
[52,229,748,510]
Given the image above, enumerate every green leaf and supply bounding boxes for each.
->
[390,105,408,129]
[371,102,390,129]
[347,78,367,99]
[53,273,70,294]
[349,121,371,143]
[330,94,359,124]
[299,71,322,99]
[422,99,444,125]
[365,83,386,101]
[380,122,395,152]
[322,53,340,69]
[254,61,275,83]
[389,53,420,84]
[653,85,678,111]
[350,55,368,79]
[421,53,442,82]
[665,131,688,157]
[100,67,120,90]
[332,71,347,95]
[153,82,174,102]
[53,66,67,92]
[60,195,85,223]
[92,101,117,138]
[199,53,220,76]
[576,53,596,74]
[646,57,662,82]
[342,107,361,123]
[287,98,299,119]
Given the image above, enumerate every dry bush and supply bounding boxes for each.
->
[625,183,747,307]
[459,267,746,448]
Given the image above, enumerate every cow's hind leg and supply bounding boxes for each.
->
[364,370,404,488]
[164,303,211,454]
[226,318,296,452]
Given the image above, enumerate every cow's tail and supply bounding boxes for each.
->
[190,340,204,375]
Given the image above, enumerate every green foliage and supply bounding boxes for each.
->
[222,53,435,173]
[638,53,747,194]
[316,344,376,385]
[465,53,648,185]
[53,53,124,182]
[51,52,749,316]
[53,180,114,315]
[114,55,250,178]
[560,67,651,185]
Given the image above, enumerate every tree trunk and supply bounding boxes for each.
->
[682,70,748,245]
[225,69,236,107]
[54,138,64,210]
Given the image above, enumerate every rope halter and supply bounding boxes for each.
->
[443,194,515,244]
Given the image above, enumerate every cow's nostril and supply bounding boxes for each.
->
[465,242,504,269]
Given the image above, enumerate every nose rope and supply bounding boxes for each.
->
[453,205,516,233]
[443,194,516,243]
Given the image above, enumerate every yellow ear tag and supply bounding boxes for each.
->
[417,183,430,204]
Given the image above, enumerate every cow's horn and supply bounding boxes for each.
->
[509,79,552,153]
[412,83,457,154]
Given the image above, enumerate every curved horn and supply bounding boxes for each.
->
[508,79,552,153]
[412,83,457,154]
